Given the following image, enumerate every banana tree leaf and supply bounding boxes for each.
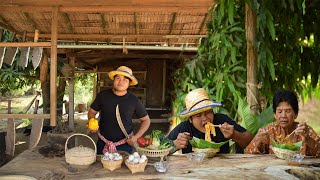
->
[272,140,302,151]
[190,137,229,149]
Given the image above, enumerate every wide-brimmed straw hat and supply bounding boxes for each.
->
[108,66,138,86]
[179,88,222,118]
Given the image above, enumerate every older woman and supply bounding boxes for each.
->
[245,90,320,157]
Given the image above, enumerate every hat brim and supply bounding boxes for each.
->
[108,70,138,86]
[179,102,222,118]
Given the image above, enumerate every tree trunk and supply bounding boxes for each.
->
[245,3,259,115]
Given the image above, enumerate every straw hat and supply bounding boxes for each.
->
[179,88,222,118]
[108,66,138,86]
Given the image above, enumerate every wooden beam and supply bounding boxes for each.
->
[0,114,50,119]
[134,12,140,44]
[0,5,212,13]
[76,53,196,59]
[100,13,106,34]
[50,6,58,126]
[0,42,51,47]
[0,0,214,6]
[62,13,73,33]
[23,12,37,31]
[26,33,206,39]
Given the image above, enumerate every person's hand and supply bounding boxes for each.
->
[219,122,234,139]
[126,135,138,146]
[174,132,190,150]
[86,124,98,133]
[256,128,269,145]
[295,122,309,141]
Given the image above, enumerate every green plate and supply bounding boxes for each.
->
[189,137,229,149]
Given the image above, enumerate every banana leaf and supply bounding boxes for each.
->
[272,140,302,151]
[190,137,229,149]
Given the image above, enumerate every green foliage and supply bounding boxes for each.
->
[272,140,302,151]
[65,73,94,105]
[172,0,320,127]
[0,30,39,95]
[172,0,247,123]
[238,95,274,135]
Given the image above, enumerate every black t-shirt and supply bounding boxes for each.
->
[167,113,246,154]
[90,89,147,142]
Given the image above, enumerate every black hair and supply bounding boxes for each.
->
[272,90,299,114]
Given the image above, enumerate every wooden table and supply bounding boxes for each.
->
[0,148,319,180]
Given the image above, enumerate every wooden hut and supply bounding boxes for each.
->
[0,0,216,125]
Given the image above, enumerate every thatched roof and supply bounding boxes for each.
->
[0,0,216,69]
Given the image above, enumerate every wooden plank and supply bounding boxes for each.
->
[0,151,318,179]
[26,34,207,40]
[0,42,51,47]
[5,119,15,156]
[0,0,214,6]
[5,100,15,156]
[68,57,75,131]
[50,6,58,126]
[0,114,50,119]
[0,5,212,13]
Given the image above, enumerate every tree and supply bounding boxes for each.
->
[172,0,320,126]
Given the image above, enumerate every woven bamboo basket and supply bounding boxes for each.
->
[65,133,96,166]
[101,157,123,171]
[192,148,219,158]
[125,158,148,174]
[272,146,298,160]
[135,146,172,158]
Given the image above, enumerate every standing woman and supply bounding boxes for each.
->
[245,90,320,157]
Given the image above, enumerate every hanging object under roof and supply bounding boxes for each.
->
[3,47,18,66]
[31,47,43,69]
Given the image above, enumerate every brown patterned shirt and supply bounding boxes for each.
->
[245,122,320,157]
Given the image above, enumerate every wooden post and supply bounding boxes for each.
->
[245,3,259,115]
[68,56,75,131]
[162,60,166,106]
[50,6,58,126]
[5,99,15,156]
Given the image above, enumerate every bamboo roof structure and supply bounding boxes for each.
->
[0,0,215,69]
[0,0,216,126]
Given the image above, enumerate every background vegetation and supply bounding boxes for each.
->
[172,0,320,134]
